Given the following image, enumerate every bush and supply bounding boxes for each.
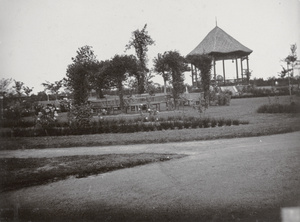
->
[191,120,198,129]
[0,119,35,128]
[225,119,232,126]
[183,121,191,129]
[232,120,240,126]
[160,122,170,130]
[217,118,225,127]
[257,103,300,113]
[202,118,210,128]
[1,113,249,137]
[68,104,93,129]
[217,93,231,106]
[36,105,59,129]
[210,118,217,127]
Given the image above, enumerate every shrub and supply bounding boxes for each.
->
[147,123,155,131]
[183,121,191,129]
[210,118,217,127]
[35,105,59,130]
[217,93,231,106]
[225,119,232,126]
[173,121,183,129]
[257,103,300,113]
[217,118,225,127]
[191,120,198,129]
[232,120,240,125]
[0,119,35,128]
[68,104,93,129]
[160,122,170,130]
[202,118,210,128]
[1,110,249,137]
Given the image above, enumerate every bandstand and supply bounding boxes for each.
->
[187,26,253,86]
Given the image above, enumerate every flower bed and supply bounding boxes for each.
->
[1,116,249,137]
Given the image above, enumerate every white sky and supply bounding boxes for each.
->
[1,0,300,93]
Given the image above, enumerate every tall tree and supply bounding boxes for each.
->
[162,51,187,106]
[283,43,297,101]
[107,55,138,111]
[42,80,63,100]
[0,78,13,96]
[125,24,155,94]
[66,46,98,105]
[89,60,111,98]
[187,54,212,107]
[23,86,34,97]
[153,52,170,94]
[13,80,24,98]
[285,44,297,77]
[0,78,13,119]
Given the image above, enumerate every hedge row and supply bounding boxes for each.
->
[257,102,300,113]
[1,117,249,137]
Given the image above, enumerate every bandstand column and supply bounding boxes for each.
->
[240,58,244,82]
[191,64,194,86]
[213,58,216,86]
[246,56,249,71]
[235,58,239,82]
[222,60,226,85]
[246,56,250,84]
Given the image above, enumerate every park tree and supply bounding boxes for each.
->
[284,44,297,77]
[153,52,170,94]
[186,54,212,107]
[89,60,111,98]
[0,78,13,96]
[13,80,24,98]
[42,80,62,100]
[66,46,99,105]
[280,44,298,100]
[23,86,34,97]
[144,72,155,95]
[162,51,187,106]
[106,55,138,111]
[125,24,155,94]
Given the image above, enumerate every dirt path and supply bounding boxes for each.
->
[1,132,300,221]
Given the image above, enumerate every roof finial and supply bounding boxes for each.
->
[215,17,218,26]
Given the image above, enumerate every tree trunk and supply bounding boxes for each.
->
[97,89,104,99]
[118,82,124,112]
[138,73,145,94]
[163,73,167,94]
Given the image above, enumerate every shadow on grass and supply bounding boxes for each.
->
[0,153,186,192]
[1,203,281,222]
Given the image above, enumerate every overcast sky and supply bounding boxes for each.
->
[1,0,299,93]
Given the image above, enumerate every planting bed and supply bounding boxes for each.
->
[0,95,299,150]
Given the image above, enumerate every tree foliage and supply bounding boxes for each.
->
[23,86,34,97]
[106,55,138,111]
[284,43,297,77]
[66,46,99,105]
[160,51,187,105]
[125,24,155,94]
[89,60,111,98]
[13,80,24,98]
[153,52,170,94]
[186,54,212,107]
[42,80,63,100]
[0,78,13,96]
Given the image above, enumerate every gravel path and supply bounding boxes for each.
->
[1,132,300,221]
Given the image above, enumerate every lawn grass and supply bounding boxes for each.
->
[0,95,299,150]
[0,153,186,192]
